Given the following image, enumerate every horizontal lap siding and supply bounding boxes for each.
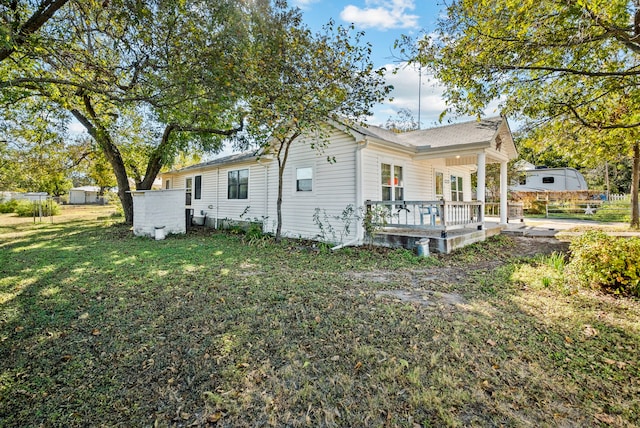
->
[362,147,435,201]
[160,161,269,224]
[215,164,268,222]
[267,129,358,242]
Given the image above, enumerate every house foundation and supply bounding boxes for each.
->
[372,224,505,254]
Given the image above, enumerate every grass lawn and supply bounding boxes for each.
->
[1,211,638,427]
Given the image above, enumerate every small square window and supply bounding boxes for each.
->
[296,167,313,192]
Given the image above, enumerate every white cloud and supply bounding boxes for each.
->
[291,0,320,9]
[340,0,419,30]
[368,63,447,127]
[367,63,506,128]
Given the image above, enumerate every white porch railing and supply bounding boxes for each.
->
[364,200,484,237]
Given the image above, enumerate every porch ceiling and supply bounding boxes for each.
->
[444,150,510,166]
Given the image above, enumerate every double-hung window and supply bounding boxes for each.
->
[296,167,313,192]
[185,178,192,205]
[381,163,404,202]
[228,169,249,199]
[450,175,463,201]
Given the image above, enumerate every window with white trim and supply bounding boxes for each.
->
[450,175,463,201]
[296,167,313,192]
[185,177,192,205]
[228,169,248,199]
[381,163,403,201]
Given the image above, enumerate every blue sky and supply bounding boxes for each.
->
[291,0,461,128]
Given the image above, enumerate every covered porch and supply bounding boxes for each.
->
[364,118,516,254]
[364,199,506,254]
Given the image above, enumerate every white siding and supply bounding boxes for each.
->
[264,129,358,243]
[162,160,269,227]
[361,147,474,202]
[131,189,186,237]
[158,124,479,243]
[361,147,435,202]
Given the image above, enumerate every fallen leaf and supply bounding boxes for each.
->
[180,412,190,420]
[564,336,573,344]
[583,324,598,338]
[486,339,497,347]
[207,412,223,423]
[78,312,89,320]
[14,326,24,333]
[354,361,363,371]
[331,355,340,361]
[91,328,101,336]
[594,413,619,425]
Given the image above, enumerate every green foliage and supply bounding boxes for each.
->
[407,1,640,227]
[243,9,391,241]
[13,199,60,217]
[0,199,18,213]
[362,205,390,246]
[566,232,640,297]
[312,204,358,245]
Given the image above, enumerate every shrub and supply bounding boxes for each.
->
[0,199,18,213]
[13,199,61,217]
[566,231,640,297]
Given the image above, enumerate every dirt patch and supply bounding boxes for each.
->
[511,236,570,257]
[376,289,467,309]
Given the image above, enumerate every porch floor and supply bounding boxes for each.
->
[373,221,505,254]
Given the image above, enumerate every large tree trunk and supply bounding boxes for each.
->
[71,97,134,224]
[631,142,640,229]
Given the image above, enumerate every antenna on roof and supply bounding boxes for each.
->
[418,64,422,130]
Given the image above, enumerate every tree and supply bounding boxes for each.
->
[243,7,391,241]
[410,0,640,227]
[384,108,419,133]
[1,0,253,223]
[0,0,70,62]
[0,98,78,194]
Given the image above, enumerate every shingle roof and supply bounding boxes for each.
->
[167,150,259,174]
[356,116,503,148]
[168,116,512,173]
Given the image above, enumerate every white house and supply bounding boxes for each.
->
[68,186,102,204]
[156,116,517,252]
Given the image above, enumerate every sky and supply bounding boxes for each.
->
[290,0,462,128]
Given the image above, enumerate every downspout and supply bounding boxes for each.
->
[215,168,220,229]
[332,137,369,251]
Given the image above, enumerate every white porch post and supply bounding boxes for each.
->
[477,151,486,227]
[500,160,508,225]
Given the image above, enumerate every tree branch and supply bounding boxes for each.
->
[0,0,71,62]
